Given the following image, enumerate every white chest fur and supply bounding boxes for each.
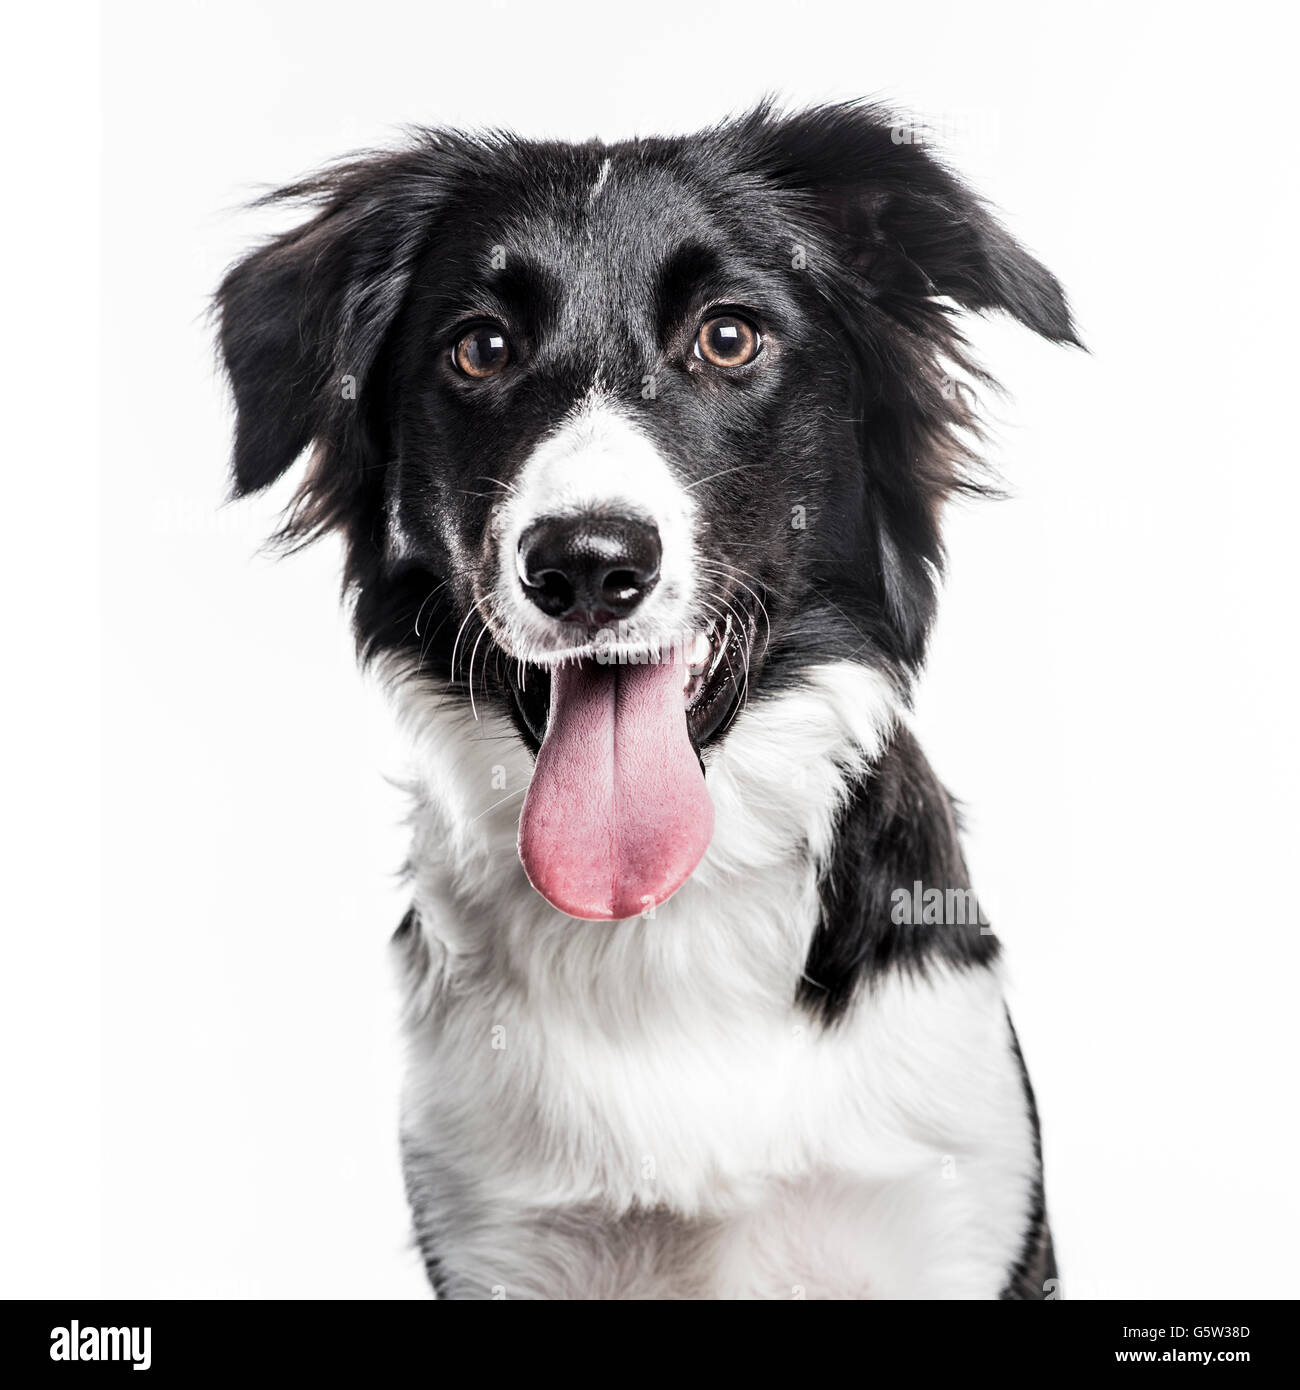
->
[390,662,1038,1298]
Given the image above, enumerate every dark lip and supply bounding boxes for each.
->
[503,598,760,757]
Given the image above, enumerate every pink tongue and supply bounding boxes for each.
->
[518,652,714,920]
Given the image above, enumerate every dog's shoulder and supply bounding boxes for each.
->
[801,722,1002,1022]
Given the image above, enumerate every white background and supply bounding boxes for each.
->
[4,0,1297,1298]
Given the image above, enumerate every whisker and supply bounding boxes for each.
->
[413,578,452,639]
[448,609,479,684]
[697,592,752,733]
[469,786,527,823]
[467,622,489,722]
[685,464,759,492]
[418,613,454,672]
[474,474,519,497]
[696,559,774,658]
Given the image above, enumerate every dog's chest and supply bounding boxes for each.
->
[400,919,1036,1298]
[394,674,1036,1297]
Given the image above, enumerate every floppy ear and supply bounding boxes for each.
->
[755,101,1080,344]
[743,102,1079,669]
[216,145,446,506]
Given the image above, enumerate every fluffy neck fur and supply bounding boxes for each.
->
[389,658,900,1026]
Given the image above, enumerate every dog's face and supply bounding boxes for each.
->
[218,103,1076,920]
[387,147,812,741]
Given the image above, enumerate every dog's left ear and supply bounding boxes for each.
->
[216,144,446,513]
[755,102,1081,345]
[747,102,1079,670]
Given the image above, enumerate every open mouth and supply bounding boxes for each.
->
[504,596,760,922]
[504,600,758,752]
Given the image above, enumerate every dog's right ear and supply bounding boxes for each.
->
[216,145,446,503]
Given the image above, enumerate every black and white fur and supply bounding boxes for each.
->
[216,101,1077,1299]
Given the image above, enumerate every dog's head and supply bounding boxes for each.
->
[217,101,1077,921]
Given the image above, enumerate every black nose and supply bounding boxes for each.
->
[517,515,662,623]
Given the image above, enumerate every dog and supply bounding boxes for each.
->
[216,100,1078,1299]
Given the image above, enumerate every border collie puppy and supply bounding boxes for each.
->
[217,101,1078,1300]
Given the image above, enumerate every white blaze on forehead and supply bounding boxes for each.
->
[491,397,697,655]
[509,398,688,521]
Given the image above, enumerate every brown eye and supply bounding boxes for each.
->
[694,314,761,368]
[453,323,512,379]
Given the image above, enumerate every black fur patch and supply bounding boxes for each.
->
[1000,1016,1057,1300]
[799,724,1000,1023]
